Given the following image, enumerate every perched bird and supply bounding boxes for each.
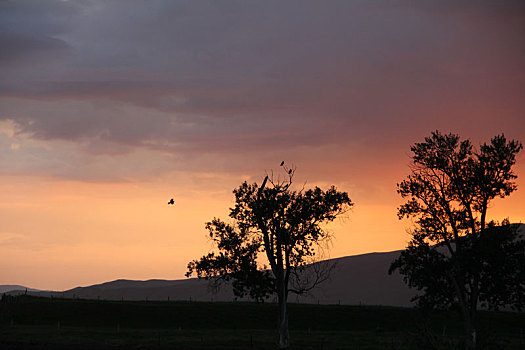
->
[168,198,175,205]
[288,169,292,174]
[280,161,285,166]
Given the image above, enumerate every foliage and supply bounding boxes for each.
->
[389,131,523,348]
[187,168,352,301]
[391,221,525,310]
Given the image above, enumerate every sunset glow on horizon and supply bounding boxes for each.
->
[1,0,524,291]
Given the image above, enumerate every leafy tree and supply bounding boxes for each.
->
[187,165,353,349]
[389,131,524,349]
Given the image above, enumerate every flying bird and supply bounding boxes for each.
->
[168,198,175,205]
[280,161,285,166]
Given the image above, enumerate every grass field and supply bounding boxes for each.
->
[1,295,524,349]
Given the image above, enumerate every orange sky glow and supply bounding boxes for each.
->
[1,158,523,291]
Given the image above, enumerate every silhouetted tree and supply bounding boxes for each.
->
[187,165,353,349]
[389,131,524,350]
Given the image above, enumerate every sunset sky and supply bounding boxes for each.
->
[1,0,524,291]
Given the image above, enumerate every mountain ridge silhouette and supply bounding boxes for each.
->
[4,224,522,307]
[5,250,416,306]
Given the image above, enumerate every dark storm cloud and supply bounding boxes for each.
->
[1,0,524,161]
[0,0,76,62]
[403,0,525,19]
[0,31,70,62]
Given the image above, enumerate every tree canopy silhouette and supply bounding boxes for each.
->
[389,131,524,350]
[187,165,352,349]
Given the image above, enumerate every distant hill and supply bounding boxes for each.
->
[0,285,42,294]
[11,223,524,307]
[517,222,525,238]
[22,250,416,307]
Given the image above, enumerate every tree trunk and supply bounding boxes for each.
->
[463,311,477,350]
[276,281,289,349]
[464,279,479,350]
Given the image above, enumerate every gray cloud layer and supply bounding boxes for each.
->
[1,0,524,180]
